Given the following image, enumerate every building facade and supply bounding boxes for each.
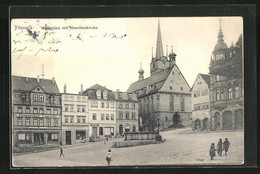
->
[83,84,116,138]
[114,91,139,135]
[209,20,243,130]
[191,74,210,131]
[127,21,192,131]
[12,76,62,149]
[61,85,89,145]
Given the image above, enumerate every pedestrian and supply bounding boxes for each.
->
[106,149,112,165]
[217,138,223,156]
[60,146,64,157]
[223,138,231,156]
[209,143,217,160]
[104,138,106,145]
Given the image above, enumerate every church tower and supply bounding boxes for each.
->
[138,63,144,81]
[150,19,175,76]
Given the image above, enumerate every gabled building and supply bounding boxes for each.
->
[127,20,192,131]
[12,75,62,148]
[209,20,243,131]
[83,84,116,138]
[190,73,210,131]
[113,91,139,135]
[61,84,89,145]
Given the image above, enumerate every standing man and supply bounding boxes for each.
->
[217,138,223,156]
[106,149,112,165]
[60,146,64,157]
[223,138,231,156]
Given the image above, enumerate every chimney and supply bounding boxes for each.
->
[64,84,67,93]
[37,75,40,83]
[52,77,55,84]
[81,84,83,94]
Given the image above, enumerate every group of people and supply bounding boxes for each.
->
[209,138,230,160]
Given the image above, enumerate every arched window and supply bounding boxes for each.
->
[228,88,233,99]
[215,89,220,101]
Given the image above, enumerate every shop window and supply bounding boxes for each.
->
[18,133,25,140]
[76,131,86,140]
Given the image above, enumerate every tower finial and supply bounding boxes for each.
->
[166,45,168,57]
[219,19,222,30]
[41,64,45,78]
[217,19,224,42]
[155,19,164,59]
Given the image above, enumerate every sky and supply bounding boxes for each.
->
[11,17,243,93]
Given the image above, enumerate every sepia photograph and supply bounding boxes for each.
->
[11,16,244,167]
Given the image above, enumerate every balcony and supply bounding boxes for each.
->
[212,97,243,110]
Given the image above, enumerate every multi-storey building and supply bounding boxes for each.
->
[83,84,116,138]
[209,20,243,130]
[190,74,210,131]
[61,84,89,145]
[127,21,192,131]
[12,76,62,148]
[114,91,139,135]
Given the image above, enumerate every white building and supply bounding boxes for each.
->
[190,74,210,131]
[83,84,116,138]
[61,85,89,145]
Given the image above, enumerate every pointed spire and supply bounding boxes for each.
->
[166,45,168,57]
[217,19,224,42]
[155,19,164,59]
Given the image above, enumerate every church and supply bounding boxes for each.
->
[127,20,192,131]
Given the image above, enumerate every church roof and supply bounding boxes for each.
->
[127,66,172,93]
[12,75,60,94]
[85,84,112,92]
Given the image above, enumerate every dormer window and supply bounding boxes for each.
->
[118,92,122,99]
[96,90,101,99]
[50,96,54,103]
[103,90,108,100]
[128,93,132,99]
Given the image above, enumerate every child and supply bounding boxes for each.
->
[60,146,64,157]
[209,143,217,160]
[106,149,112,165]
[223,138,230,156]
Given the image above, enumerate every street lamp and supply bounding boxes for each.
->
[157,116,160,135]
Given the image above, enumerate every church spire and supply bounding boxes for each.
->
[217,19,224,42]
[155,19,164,59]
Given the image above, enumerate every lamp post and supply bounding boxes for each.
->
[157,116,160,135]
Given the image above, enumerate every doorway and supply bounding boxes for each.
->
[173,113,181,125]
[66,131,71,145]
[34,133,44,145]
[92,127,97,137]
[119,124,123,135]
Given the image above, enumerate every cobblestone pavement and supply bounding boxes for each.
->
[12,128,244,167]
